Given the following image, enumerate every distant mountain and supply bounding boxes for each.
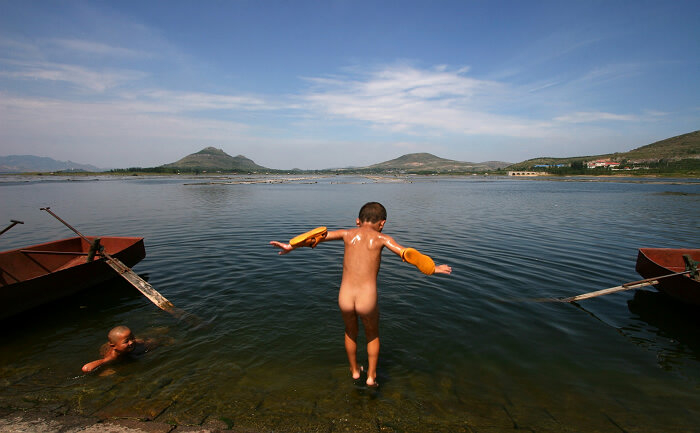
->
[161,147,269,172]
[507,130,700,170]
[10,130,694,175]
[0,155,102,173]
[358,153,511,173]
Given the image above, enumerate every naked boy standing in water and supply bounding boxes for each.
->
[270,202,452,387]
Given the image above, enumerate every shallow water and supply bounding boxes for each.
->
[1,174,700,432]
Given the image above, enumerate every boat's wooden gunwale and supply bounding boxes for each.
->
[636,248,700,306]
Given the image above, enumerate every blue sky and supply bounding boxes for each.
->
[1,0,698,169]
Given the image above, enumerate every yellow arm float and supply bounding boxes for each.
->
[289,226,328,248]
[401,248,436,275]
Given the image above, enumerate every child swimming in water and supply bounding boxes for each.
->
[81,325,154,373]
[270,202,452,387]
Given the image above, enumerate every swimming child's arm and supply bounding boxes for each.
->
[81,352,118,373]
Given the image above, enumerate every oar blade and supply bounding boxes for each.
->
[105,257,176,312]
[561,280,658,303]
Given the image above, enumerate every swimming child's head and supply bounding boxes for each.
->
[358,202,387,223]
[108,325,136,354]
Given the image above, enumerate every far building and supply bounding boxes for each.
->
[507,171,544,176]
[586,160,621,169]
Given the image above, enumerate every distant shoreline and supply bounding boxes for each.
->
[1,172,699,188]
[2,171,699,183]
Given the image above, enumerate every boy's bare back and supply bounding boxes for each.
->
[328,221,401,318]
[331,223,401,289]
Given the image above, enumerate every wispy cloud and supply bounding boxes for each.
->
[46,38,148,58]
[554,111,638,123]
[0,37,42,57]
[1,60,146,92]
[577,62,643,84]
[527,80,562,93]
[643,110,669,117]
[130,90,280,113]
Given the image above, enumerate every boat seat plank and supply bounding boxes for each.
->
[54,256,91,272]
[20,250,89,255]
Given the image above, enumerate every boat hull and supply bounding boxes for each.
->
[0,237,146,319]
[635,248,700,306]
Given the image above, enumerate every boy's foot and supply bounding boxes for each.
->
[366,377,379,388]
[351,366,363,381]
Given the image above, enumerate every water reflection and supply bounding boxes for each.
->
[625,290,700,368]
[180,183,254,209]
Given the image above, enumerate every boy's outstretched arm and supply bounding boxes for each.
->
[82,353,117,372]
[382,234,452,275]
[270,229,345,255]
[269,240,294,255]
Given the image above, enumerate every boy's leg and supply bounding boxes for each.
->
[360,308,379,386]
[340,309,361,380]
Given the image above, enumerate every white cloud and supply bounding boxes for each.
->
[303,64,552,137]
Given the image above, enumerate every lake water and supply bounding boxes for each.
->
[1,174,699,432]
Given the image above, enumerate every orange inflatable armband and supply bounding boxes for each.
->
[401,247,435,275]
[289,226,328,248]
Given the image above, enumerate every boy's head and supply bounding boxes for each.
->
[108,326,135,354]
[358,202,387,223]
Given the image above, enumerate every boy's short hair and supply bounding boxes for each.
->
[108,325,131,343]
[358,202,387,223]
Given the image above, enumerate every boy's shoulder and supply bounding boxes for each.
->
[376,231,396,244]
[359,227,394,243]
[99,342,111,356]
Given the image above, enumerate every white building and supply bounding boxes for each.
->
[586,160,621,169]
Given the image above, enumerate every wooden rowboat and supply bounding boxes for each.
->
[636,248,700,306]
[0,236,145,319]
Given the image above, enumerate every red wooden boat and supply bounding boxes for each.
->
[0,236,146,319]
[636,248,700,306]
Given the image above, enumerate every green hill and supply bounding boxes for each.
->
[358,153,510,173]
[622,130,700,162]
[161,147,269,172]
[507,130,700,171]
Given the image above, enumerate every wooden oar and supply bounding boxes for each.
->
[0,220,24,236]
[40,207,186,319]
[557,270,692,303]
